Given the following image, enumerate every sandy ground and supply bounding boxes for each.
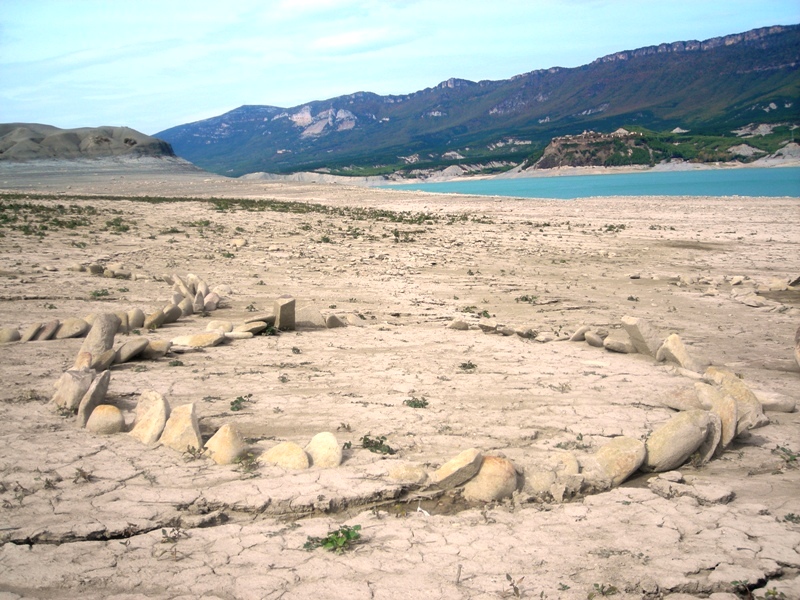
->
[0,159,799,600]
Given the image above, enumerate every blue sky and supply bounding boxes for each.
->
[1,0,798,135]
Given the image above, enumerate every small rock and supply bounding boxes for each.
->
[569,325,590,341]
[178,297,194,317]
[621,315,662,357]
[33,319,60,341]
[206,320,234,332]
[534,331,555,343]
[114,338,150,364]
[159,403,203,453]
[143,310,166,330]
[203,292,220,311]
[603,330,636,353]
[754,389,796,413]
[388,464,428,485]
[86,405,125,435]
[448,320,470,331]
[0,327,20,344]
[170,333,225,348]
[656,333,707,373]
[304,432,342,468]
[245,313,275,325]
[223,331,253,340]
[233,321,265,334]
[649,476,734,505]
[585,331,604,347]
[660,386,704,412]
[205,424,247,465]
[197,280,210,298]
[642,409,710,472]
[127,308,145,329]
[140,339,172,360]
[19,322,43,343]
[523,451,580,500]
[129,390,170,444]
[463,456,518,502]
[92,349,117,371]
[429,448,483,489]
[54,318,90,339]
[591,437,646,487]
[704,367,769,434]
[161,304,183,324]
[729,275,745,285]
[326,314,346,329]
[114,312,130,334]
[77,370,111,428]
[52,369,95,410]
[87,263,104,275]
[274,296,296,331]
[212,284,232,296]
[261,441,310,470]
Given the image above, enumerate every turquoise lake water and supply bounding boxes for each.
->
[384,167,800,199]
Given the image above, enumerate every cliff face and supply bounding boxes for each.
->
[0,124,175,161]
[156,24,800,176]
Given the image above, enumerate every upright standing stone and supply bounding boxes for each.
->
[114,312,130,334]
[203,292,220,312]
[178,297,194,317]
[51,369,96,410]
[159,403,203,453]
[77,370,111,427]
[621,316,663,357]
[193,291,205,313]
[76,313,120,368]
[656,333,706,373]
[274,296,296,331]
[127,307,145,329]
[304,432,342,468]
[129,390,170,444]
[205,424,247,465]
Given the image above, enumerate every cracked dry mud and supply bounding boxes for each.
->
[0,160,798,599]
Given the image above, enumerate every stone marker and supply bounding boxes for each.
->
[463,456,518,502]
[20,322,43,343]
[127,307,145,329]
[569,325,590,342]
[171,332,225,348]
[197,280,210,298]
[274,296,296,331]
[178,297,194,317]
[140,339,172,360]
[33,319,60,341]
[114,338,150,364]
[325,314,346,329]
[295,305,327,329]
[192,291,205,313]
[704,366,768,434]
[0,327,20,344]
[304,432,342,468]
[52,369,96,410]
[696,412,722,465]
[205,424,247,465]
[261,441,310,470]
[129,390,170,444]
[86,405,125,435]
[591,437,646,487]
[621,315,663,357]
[76,313,120,368]
[642,409,710,472]
[603,330,636,354]
[77,370,111,427]
[656,333,706,373]
[429,448,483,489]
[203,292,220,312]
[114,311,130,334]
[694,382,738,453]
[54,318,90,339]
[159,403,203,453]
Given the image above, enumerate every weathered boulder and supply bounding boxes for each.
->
[77,370,111,427]
[51,369,95,410]
[75,313,120,369]
[591,437,646,487]
[33,319,60,341]
[656,333,706,373]
[448,320,470,331]
[429,448,483,489]
[274,296,296,331]
[205,424,247,465]
[159,403,203,453]
[584,331,605,348]
[92,349,117,371]
[704,367,769,433]
[523,451,581,501]
[114,311,129,334]
[261,441,309,470]
[129,390,170,444]
[143,310,166,330]
[694,382,738,454]
[0,327,20,343]
[294,305,326,329]
[127,307,145,329]
[54,318,90,339]
[304,432,342,468]
[206,320,234,333]
[325,314,346,329]
[621,316,663,357]
[171,332,225,348]
[603,330,636,354]
[161,304,183,324]
[642,410,710,472]
[463,456,518,502]
[754,390,796,413]
[178,297,194,317]
[388,463,428,485]
[203,292,220,312]
[20,323,43,343]
[114,338,150,364]
[140,339,172,360]
[192,291,205,313]
[86,405,125,435]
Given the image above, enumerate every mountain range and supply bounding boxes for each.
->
[157,24,800,178]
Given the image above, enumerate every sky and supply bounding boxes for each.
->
[1,0,799,136]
